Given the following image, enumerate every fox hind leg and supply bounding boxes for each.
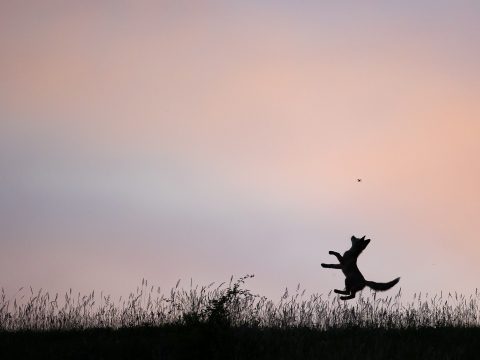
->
[340,291,357,300]
[338,279,358,300]
[334,289,349,295]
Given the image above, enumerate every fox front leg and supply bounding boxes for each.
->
[321,263,342,269]
[328,251,343,263]
[334,289,349,295]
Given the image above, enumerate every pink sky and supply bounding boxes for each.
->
[1,2,480,299]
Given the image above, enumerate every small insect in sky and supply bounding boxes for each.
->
[357,178,362,182]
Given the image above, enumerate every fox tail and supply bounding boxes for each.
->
[365,277,400,291]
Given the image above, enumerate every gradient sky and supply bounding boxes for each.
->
[1,1,480,299]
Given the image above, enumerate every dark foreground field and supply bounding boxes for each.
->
[1,325,480,360]
[3,277,480,359]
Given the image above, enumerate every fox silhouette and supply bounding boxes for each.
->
[321,235,400,300]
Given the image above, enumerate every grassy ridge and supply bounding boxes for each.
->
[2,325,480,359]
[2,276,480,330]
[2,276,480,359]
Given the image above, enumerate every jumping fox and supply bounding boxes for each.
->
[321,235,400,300]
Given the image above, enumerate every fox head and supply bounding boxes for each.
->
[350,235,370,253]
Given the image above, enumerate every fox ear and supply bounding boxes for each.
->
[360,236,365,240]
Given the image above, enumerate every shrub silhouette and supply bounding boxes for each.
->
[203,275,255,327]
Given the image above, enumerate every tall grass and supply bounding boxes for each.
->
[1,275,479,331]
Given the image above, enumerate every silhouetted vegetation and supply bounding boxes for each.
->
[1,276,480,359]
